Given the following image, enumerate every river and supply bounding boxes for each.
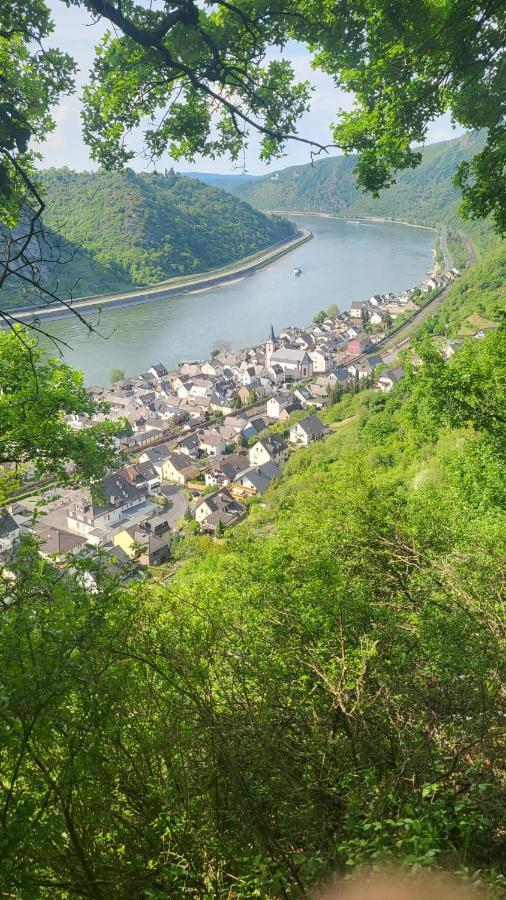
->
[40,215,434,385]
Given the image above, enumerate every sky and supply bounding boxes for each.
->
[34,0,463,176]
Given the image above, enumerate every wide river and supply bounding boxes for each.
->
[41,215,434,385]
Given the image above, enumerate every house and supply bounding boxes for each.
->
[267,393,300,420]
[179,362,201,378]
[139,443,173,479]
[350,300,367,319]
[204,454,250,488]
[233,462,280,495]
[289,414,329,446]
[194,489,245,531]
[294,332,315,351]
[377,366,404,392]
[249,416,269,434]
[198,429,227,457]
[268,349,313,381]
[443,341,463,359]
[249,434,288,467]
[119,462,160,493]
[163,452,200,485]
[309,348,332,373]
[237,385,256,405]
[348,334,372,356]
[67,474,146,542]
[0,508,21,559]
[348,355,382,380]
[241,366,258,386]
[200,361,222,377]
[369,309,385,326]
[209,395,234,415]
[294,385,322,408]
[474,326,497,339]
[348,362,368,380]
[175,432,201,458]
[135,461,162,492]
[225,415,257,441]
[38,527,87,559]
[113,516,171,566]
[76,543,143,590]
[148,363,169,381]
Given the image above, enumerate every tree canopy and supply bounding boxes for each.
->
[1,0,505,237]
[0,328,122,499]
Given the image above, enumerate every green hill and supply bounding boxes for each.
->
[232,132,498,261]
[4,314,504,894]
[2,169,295,308]
[42,169,294,285]
[424,242,506,337]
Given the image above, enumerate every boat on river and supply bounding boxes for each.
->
[293,267,303,276]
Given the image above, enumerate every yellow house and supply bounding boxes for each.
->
[113,529,138,559]
[113,522,171,566]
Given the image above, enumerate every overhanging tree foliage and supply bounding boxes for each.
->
[1,0,505,237]
[78,0,506,234]
[0,1,75,324]
[0,328,122,499]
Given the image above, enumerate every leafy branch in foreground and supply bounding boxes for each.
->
[0,328,122,500]
[78,0,505,232]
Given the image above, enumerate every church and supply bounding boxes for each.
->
[265,325,313,381]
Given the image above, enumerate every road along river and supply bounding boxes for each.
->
[38,215,434,385]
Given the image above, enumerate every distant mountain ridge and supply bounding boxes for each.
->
[230,132,485,228]
[181,171,259,189]
[2,170,295,308]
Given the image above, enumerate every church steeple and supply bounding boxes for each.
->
[265,323,277,368]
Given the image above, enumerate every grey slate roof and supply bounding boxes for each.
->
[39,528,86,555]
[0,509,19,538]
[91,474,144,517]
[297,414,329,438]
[380,366,404,384]
[239,462,280,493]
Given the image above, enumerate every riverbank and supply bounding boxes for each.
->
[267,209,437,231]
[35,215,435,384]
[6,227,312,325]
[268,208,441,276]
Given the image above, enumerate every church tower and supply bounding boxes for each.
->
[265,323,277,368]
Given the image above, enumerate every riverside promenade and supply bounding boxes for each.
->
[7,227,312,325]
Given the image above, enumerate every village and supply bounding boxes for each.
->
[1,265,467,580]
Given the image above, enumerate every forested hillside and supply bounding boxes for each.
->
[1,171,294,307]
[1,258,504,896]
[42,169,294,284]
[425,243,506,335]
[232,133,495,257]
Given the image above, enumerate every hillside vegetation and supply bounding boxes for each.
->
[42,169,294,284]
[232,133,498,260]
[424,243,506,336]
[1,259,504,896]
[2,170,295,307]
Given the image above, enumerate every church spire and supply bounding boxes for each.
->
[265,323,277,369]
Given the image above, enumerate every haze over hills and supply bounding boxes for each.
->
[2,170,295,307]
[228,133,490,245]
[181,171,259,189]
